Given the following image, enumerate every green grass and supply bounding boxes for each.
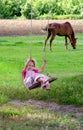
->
[0,34,83,105]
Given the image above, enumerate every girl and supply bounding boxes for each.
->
[22,57,50,90]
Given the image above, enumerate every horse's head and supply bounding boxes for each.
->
[71,38,77,49]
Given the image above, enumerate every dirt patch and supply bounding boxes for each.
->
[9,99,83,118]
[0,19,83,36]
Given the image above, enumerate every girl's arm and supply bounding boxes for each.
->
[38,58,46,72]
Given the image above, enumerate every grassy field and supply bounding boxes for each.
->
[0,34,83,129]
[0,33,83,105]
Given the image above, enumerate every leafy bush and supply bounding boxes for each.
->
[39,14,83,20]
[0,0,21,18]
[0,0,83,19]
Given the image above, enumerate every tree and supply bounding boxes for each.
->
[1,0,22,18]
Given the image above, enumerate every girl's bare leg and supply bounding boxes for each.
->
[37,77,50,84]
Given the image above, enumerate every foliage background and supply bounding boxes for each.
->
[0,0,83,19]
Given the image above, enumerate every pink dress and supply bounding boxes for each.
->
[22,69,50,89]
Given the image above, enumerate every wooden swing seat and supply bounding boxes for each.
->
[28,77,58,90]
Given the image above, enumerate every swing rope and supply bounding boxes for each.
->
[30,0,33,58]
[45,0,51,77]
[44,3,50,59]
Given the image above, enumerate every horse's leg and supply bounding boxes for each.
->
[65,36,68,49]
[67,35,73,48]
[43,30,51,51]
[49,32,56,51]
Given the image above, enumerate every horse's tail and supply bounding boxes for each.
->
[42,25,54,32]
[42,24,49,31]
[42,27,47,31]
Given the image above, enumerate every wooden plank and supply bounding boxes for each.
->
[29,77,58,90]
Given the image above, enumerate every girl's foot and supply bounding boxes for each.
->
[42,85,50,90]
[45,85,50,90]
[42,78,50,84]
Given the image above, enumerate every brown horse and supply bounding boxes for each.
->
[43,22,77,51]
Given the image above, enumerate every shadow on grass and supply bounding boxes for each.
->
[0,41,25,46]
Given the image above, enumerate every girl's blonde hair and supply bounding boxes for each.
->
[25,58,37,67]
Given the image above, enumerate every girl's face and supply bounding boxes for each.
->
[27,61,35,70]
